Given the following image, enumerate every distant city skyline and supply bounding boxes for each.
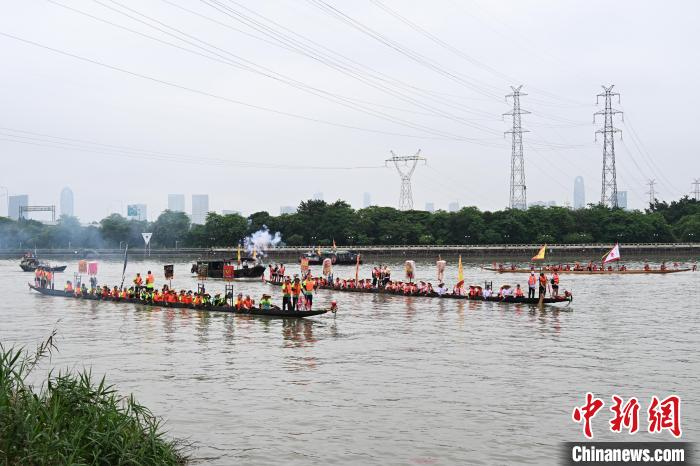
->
[127,203,147,221]
[60,187,74,217]
[573,176,585,209]
[191,194,209,225]
[363,192,371,208]
[617,191,628,210]
[448,201,459,212]
[8,194,28,220]
[168,194,185,213]
[425,202,434,213]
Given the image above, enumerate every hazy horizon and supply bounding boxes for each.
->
[2,0,698,222]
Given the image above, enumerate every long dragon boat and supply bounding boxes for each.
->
[28,284,328,318]
[482,267,692,275]
[265,280,572,306]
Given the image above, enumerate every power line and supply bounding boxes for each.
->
[594,85,623,207]
[0,30,498,143]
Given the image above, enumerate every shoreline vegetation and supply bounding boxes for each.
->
[0,331,188,465]
[1,197,699,249]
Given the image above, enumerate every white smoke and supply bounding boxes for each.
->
[244,226,282,256]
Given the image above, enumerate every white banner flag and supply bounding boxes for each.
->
[142,232,153,246]
[603,243,620,263]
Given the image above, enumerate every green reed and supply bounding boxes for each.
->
[0,330,188,465]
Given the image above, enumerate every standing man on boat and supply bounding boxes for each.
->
[133,273,143,295]
[281,277,292,311]
[538,272,548,298]
[291,277,302,310]
[551,272,559,297]
[146,270,155,293]
[527,272,536,299]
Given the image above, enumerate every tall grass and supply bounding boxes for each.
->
[0,331,188,465]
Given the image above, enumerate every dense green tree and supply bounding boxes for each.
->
[151,210,191,248]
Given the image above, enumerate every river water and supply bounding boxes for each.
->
[2,258,698,465]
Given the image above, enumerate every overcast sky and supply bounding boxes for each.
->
[1,0,698,222]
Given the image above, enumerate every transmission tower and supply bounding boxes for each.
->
[646,179,658,206]
[504,85,529,210]
[385,150,426,210]
[691,179,700,201]
[594,85,623,207]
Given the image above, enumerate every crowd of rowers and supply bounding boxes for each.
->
[495,261,694,272]
[272,267,568,300]
[56,271,277,311]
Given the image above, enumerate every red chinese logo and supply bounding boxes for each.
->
[609,395,640,434]
[648,395,682,438]
[572,392,604,438]
[573,393,682,438]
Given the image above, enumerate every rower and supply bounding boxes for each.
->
[515,284,524,297]
[243,295,253,310]
[64,280,73,293]
[260,294,272,310]
[234,293,244,309]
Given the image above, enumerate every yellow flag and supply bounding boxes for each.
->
[317,245,321,255]
[252,247,257,259]
[532,244,547,261]
[237,244,241,263]
[457,255,464,283]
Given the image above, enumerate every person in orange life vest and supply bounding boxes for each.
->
[515,283,524,297]
[551,272,560,297]
[112,286,120,298]
[133,273,143,294]
[120,288,128,299]
[146,271,155,291]
[538,273,548,298]
[527,272,537,299]
[291,277,302,310]
[234,293,244,309]
[243,295,253,310]
[303,277,315,310]
[64,280,73,293]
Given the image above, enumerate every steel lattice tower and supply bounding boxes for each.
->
[386,150,426,210]
[646,179,658,206]
[504,86,529,210]
[594,85,623,207]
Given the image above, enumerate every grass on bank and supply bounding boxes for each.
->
[0,331,189,465]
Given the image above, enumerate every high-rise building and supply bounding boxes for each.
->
[168,194,185,212]
[616,191,628,210]
[127,204,147,221]
[530,200,557,207]
[448,201,459,212]
[280,206,296,215]
[8,195,28,220]
[222,210,241,216]
[312,192,324,201]
[573,176,585,209]
[191,194,209,224]
[363,192,371,208]
[60,187,74,217]
[425,202,435,213]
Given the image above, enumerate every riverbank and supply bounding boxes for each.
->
[1,242,699,261]
[0,332,188,465]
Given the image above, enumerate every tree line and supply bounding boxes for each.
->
[1,197,698,249]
